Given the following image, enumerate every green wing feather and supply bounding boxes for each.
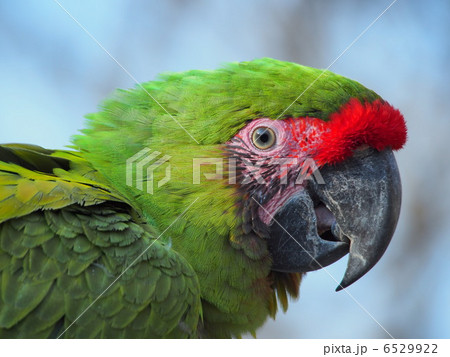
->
[0,144,201,338]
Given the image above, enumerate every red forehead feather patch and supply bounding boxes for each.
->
[313,98,407,166]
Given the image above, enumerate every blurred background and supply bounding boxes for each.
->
[0,0,448,338]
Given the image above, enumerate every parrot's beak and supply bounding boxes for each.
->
[268,148,402,290]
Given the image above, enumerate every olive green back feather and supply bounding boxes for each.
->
[0,144,201,338]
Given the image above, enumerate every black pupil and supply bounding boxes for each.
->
[259,132,269,143]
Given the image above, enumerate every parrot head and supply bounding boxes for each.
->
[76,58,407,335]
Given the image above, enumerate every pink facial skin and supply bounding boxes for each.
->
[227,117,327,225]
[232,118,325,160]
[226,99,407,226]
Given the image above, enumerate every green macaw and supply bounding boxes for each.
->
[0,58,406,338]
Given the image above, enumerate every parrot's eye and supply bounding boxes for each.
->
[251,127,276,150]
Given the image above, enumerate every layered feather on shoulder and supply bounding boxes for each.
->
[0,144,201,338]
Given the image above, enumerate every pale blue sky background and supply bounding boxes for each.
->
[0,0,449,338]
